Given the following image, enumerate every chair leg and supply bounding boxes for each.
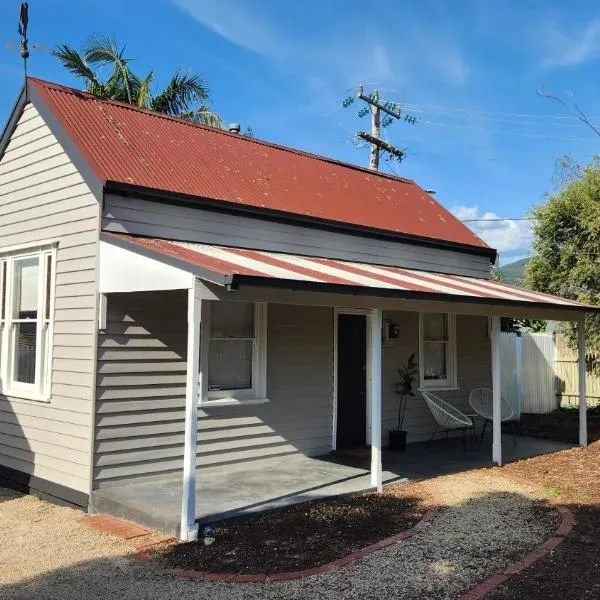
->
[480,419,489,443]
[428,425,439,447]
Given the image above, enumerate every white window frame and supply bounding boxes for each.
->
[199,301,268,406]
[0,244,56,402]
[418,312,457,391]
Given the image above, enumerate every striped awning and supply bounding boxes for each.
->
[106,233,597,313]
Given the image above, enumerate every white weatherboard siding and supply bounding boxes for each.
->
[94,292,334,487]
[0,103,100,494]
[94,290,491,486]
[381,312,491,444]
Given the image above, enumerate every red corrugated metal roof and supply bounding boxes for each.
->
[29,77,490,251]
[108,233,597,312]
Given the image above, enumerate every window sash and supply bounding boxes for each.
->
[201,301,267,402]
[0,248,54,400]
[419,313,456,389]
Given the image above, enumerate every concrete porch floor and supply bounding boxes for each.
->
[90,434,572,536]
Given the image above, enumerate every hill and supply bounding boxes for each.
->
[500,258,529,286]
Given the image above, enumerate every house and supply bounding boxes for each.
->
[0,78,596,540]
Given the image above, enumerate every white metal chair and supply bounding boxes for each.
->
[422,391,474,446]
[468,387,518,444]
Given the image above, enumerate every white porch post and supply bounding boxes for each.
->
[491,316,502,466]
[180,280,201,542]
[578,319,588,447]
[370,308,383,492]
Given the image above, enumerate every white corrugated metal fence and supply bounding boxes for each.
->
[501,332,558,415]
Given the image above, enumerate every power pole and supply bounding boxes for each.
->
[369,90,381,170]
[355,85,408,171]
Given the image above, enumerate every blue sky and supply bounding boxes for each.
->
[1,1,600,264]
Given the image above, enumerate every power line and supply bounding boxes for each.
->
[399,102,597,121]
[460,218,533,222]
[418,119,599,142]
[401,109,590,129]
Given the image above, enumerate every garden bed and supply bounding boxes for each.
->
[515,408,600,444]
[487,440,600,599]
[152,485,431,574]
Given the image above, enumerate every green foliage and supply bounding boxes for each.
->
[526,158,600,360]
[51,35,221,127]
[393,353,418,431]
[492,263,545,332]
[490,266,505,282]
[500,258,529,286]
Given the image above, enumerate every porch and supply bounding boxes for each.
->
[90,434,571,536]
[97,234,597,541]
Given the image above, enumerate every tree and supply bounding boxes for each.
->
[51,34,221,126]
[525,158,600,359]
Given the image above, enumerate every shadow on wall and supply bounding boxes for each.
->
[0,374,33,505]
[0,488,592,599]
[93,292,336,490]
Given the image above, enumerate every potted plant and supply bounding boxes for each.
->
[389,353,418,451]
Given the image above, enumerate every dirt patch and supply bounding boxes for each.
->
[153,485,431,574]
[515,409,600,444]
[486,441,600,599]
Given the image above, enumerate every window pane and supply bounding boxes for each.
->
[208,340,252,390]
[44,254,52,321]
[14,322,37,384]
[423,313,448,341]
[423,343,447,380]
[1,261,6,320]
[210,302,253,338]
[13,256,39,319]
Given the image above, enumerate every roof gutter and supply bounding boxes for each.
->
[104,180,498,263]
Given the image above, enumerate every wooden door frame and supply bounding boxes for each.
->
[332,307,373,450]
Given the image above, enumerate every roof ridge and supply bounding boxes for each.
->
[27,76,416,187]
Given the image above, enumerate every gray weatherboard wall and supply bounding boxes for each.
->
[102,194,493,278]
[0,103,100,499]
[94,291,491,488]
[94,292,334,488]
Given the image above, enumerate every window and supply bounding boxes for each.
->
[0,247,55,400]
[419,312,457,390]
[201,301,267,403]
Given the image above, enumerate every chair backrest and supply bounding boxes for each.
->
[422,391,473,429]
[468,387,514,421]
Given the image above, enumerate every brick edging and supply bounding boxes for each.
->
[458,499,575,600]
[144,493,442,583]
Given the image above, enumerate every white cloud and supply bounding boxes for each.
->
[542,17,600,68]
[171,0,283,57]
[170,0,468,91]
[451,205,532,262]
[431,40,469,85]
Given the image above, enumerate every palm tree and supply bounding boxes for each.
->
[51,34,221,127]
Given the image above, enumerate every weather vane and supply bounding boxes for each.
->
[18,2,29,77]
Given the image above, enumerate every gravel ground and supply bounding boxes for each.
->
[0,471,558,600]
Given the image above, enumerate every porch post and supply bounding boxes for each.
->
[491,316,502,466]
[370,308,383,492]
[578,319,588,447]
[180,280,201,542]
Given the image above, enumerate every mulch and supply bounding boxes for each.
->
[152,485,431,574]
[486,441,600,599]
[515,408,600,444]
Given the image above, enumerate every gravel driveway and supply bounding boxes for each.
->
[0,470,558,600]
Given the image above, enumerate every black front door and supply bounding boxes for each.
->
[336,314,367,448]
